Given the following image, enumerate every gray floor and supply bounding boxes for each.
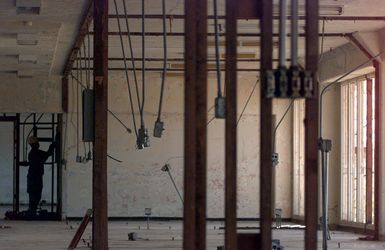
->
[0,220,385,249]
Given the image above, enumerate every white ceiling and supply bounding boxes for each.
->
[0,0,385,78]
[0,0,88,78]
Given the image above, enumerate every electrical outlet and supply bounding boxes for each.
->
[215,96,226,119]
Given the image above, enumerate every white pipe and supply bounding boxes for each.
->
[279,0,287,67]
[291,0,298,66]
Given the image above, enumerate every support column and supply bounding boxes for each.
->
[183,0,207,249]
[225,0,237,249]
[62,77,68,113]
[375,61,385,240]
[93,0,108,249]
[304,0,319,249]
[260,0,273,249]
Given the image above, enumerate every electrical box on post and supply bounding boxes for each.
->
[82,89,94,142]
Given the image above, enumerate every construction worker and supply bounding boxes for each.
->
[26,136,56,212]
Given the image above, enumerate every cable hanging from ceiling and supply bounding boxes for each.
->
[136,0,150,149]
[213,0,225,119]
[113,0,140,141]
[153,0,168,138]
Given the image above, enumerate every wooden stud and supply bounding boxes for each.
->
[183,0,208,249]
[304,0,319,249]
[225,0,237,249]
[92,0,109,249]
[260,0,273,249]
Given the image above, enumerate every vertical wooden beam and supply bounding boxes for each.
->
[14,114,20,212]
[93,0,108,249]
[304,0,319,249]
[374,61,380,240]
[366,77,373,224]
[183,0,207,249]
[62,77,69,113]
[260,0,273,249]
[225,0,237,249]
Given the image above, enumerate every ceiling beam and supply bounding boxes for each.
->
[77,57,287,62]
[72,67,260,72]
[62,0,93,76]
[89,31,349,37]
[108,14,385,21]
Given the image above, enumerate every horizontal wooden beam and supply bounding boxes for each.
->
[88,31,349,37]
[108,14,385,21]
[72,67,260,72]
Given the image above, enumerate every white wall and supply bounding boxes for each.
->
[0,122,14,204]
[0,75,62,113]
[61,71,294,218]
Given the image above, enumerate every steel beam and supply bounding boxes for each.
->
[225,0,237,249]
[304,0,319,249]
[366,77,373,224]
[260,0,273,249]
[92,0,108,249]
[183,0,208,249]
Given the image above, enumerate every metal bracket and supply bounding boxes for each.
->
[318,138,332,152]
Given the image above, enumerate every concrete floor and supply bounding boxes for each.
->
[1,219,385,249]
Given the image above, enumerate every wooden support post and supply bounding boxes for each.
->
[93,0,108,249]
[260,0,273,249]
[183,0,207,249]
[366,77,373,224]
[374,61,380,240]
[304,0,319,249]
[62,77,69,113]
[225,0,237,249]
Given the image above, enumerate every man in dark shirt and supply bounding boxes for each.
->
[26,136,55,212]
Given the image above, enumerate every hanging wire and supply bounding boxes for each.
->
[273,100,295,146]
[319,18,326,64]
[76,55,80,157]
[113,0,139,137]
[155,0,168,121]
[213,0,222,97]
[71,73,133,134]
[82,41,89,89]
[121,0,142,112]
[140,0,146,127]
[87,31,91,89]
[237,79,259,125]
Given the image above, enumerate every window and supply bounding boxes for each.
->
[293,99,305,217]
[341,77,375,224]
